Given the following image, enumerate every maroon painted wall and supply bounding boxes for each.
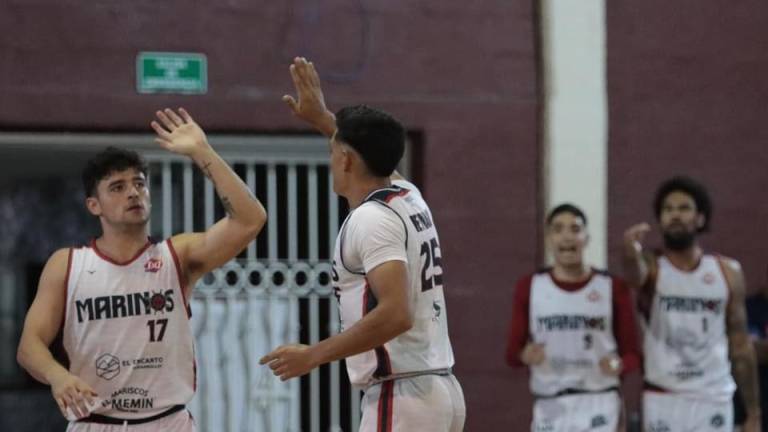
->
[0,1,541,429]
[607,2,768,293]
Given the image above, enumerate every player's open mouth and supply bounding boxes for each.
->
[558,245,578,253]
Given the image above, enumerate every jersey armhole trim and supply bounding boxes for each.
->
[339,215,366,276]
[713,254,734,302]
[61,247,74,333]
[166,238,192,318]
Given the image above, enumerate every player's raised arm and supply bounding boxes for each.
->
[17,248,98,419]
[283,57,337,137]
[622,222,654,288]
[151,108,267,291]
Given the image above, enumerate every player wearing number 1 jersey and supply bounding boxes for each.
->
[623,177,761,432]
[260,57,465,432]
[506,204,640,431]
[17,109,267,431]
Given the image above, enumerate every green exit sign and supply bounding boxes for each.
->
[136,52,207,94]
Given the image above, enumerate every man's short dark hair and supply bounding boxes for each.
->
[546,203,587,226]
[653,176,712,232]
[82,146,148,198]
[334,105,405,177]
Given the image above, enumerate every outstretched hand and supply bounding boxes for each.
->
[151,108,211,157]
[283,57,336,136]
[259,343,318,381]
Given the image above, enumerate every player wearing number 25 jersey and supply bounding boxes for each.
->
[334,177,465,432]
[260,60,465,432]
[334,178,455,386]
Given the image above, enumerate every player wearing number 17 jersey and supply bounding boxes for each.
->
[17,109,267,431]
[261,57,465,432]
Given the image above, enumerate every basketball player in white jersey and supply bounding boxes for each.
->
[16,108,267,431]
[624,176,761,432]
[259,57,466,431]
[506,203,641,431]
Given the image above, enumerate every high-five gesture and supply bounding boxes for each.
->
[151,108,211,157]
[283,57,336,137]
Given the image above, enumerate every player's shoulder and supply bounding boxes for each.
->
[590,267,621,280]
[519,268,550,285]
[48,247,72,265]
[711,253,741,273]
[350,200,396,223]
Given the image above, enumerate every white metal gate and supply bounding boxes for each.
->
[145,135,360,432]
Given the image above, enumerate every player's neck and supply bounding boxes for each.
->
[664,245,703,271]
[552,263,591,283]
[345,177,392,209]
[96,225,150,262]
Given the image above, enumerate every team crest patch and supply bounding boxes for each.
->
[150,291,169,312]
[587,290,601,302]
[144,258,163,273]
[710,414,724,428]
[702,272,716,285]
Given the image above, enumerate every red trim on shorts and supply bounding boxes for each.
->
[377,380,394,432]
[166,238,191,318]
[90,238,151,266]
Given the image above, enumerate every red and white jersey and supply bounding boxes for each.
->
[643,254,736,401]
[332,180,455,387]
[62,239,195,419]
[528,270,619,395]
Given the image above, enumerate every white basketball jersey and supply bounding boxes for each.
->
[332,180,455,387]
[62,239,195,419]
[643,254,736,401]
[528,270,618,396]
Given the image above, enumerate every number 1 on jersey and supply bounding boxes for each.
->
[420,237,444,292]
[147,318,168,342]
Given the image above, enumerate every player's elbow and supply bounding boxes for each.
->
[390,310,413,336]
[240,210,267,240]
[16,338,31,371]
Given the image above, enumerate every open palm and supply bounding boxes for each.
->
[151,108,209,156]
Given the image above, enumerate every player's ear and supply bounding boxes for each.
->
[86,195,102,217]
[695,213,705,230]
[341,148,354,173]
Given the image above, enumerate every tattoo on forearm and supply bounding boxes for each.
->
[198,161,214,179]
[221,196,236,216]
[733,350,761,413]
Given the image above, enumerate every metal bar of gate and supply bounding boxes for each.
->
[328,172,342,432]
[287,164,301,432]
[308,165,320,432]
